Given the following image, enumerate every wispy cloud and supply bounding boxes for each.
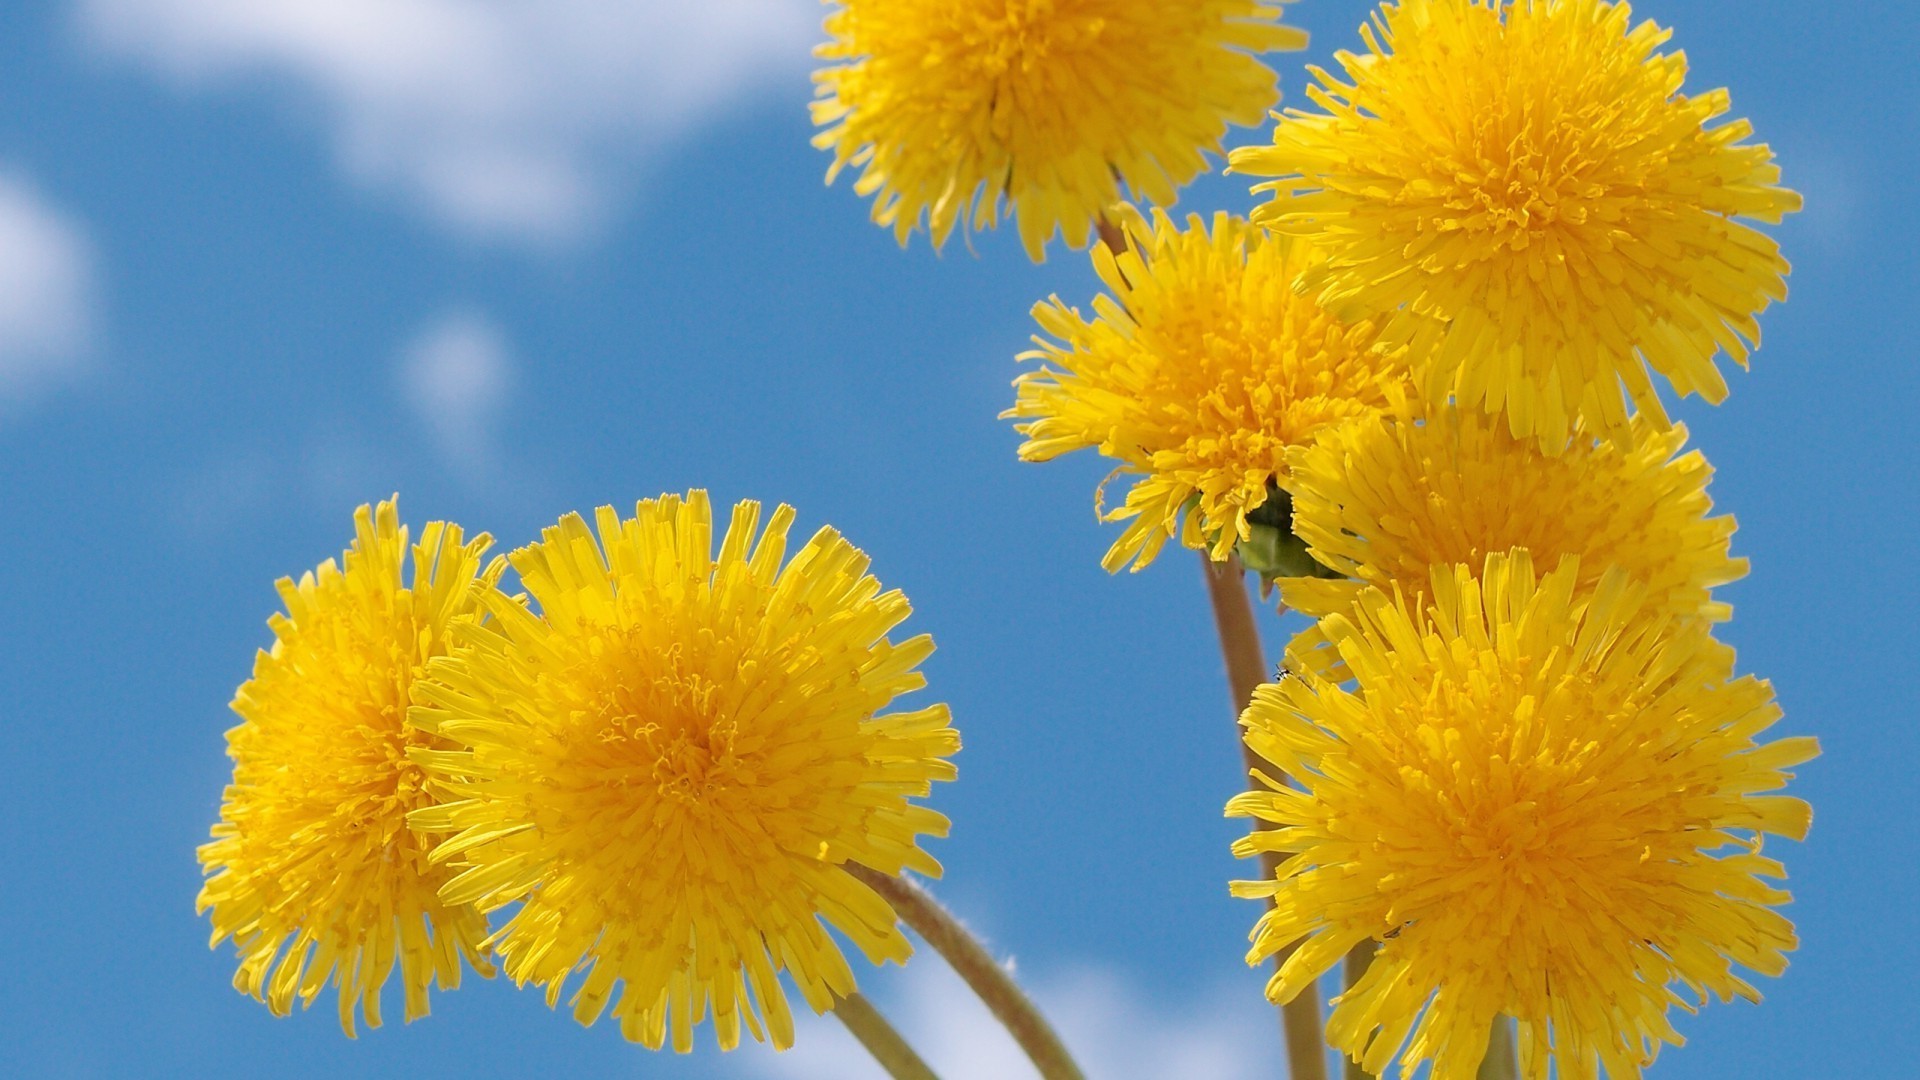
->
[1780,142,1862,262]
[745,953,1279,1080]
[78,0,818,243]
[399,308,513,479]
[0,171,94,409]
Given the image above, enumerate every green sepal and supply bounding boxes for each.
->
[1235,485,1344,583]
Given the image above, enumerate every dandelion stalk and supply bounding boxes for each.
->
[1476,1017,1518,1080]
[1202,552,1328,1080]
[849,864,1086,1080]
[1342,942,1377,1080]
[832,992,940,1080]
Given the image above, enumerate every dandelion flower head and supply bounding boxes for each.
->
[409,492,960,1052]
[1008,207,1410,571]
[1231,0,1800,445]
[813,0,1307,260]
[1231,552,1816,1079]
[1281,406,1746,627]
[197,498,499,1035]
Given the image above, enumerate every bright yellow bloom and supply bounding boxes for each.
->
[1007,207,1409,571]
[813,0,1306,261]
[409,492,959,1052]
[198,498,498,1035]
[1231,0,1800,445]
[1231,553,1816,1080]
[1281,406,1745,626]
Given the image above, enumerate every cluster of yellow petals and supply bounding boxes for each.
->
[1231,0,1800,445]
[1280,406,1746,632]
[813,0,1306,260]
[408,491,959,1052]
[198,498,498,1036]
[1007,207,1411,570]
[1232,553,1816,1080]
[193,0,1820,1070]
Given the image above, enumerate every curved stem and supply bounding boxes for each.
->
[1202,552,1329,1080]
[832,991,941,1080]
[849,864,1086,1080]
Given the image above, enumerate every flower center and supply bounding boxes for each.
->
[962,0,1106,77]
[587,658,754,807]
[1447,106,1595,254]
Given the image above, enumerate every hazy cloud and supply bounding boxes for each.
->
[1780,144,1862,262]
[399,309,513,477]
[0,172,94,407]
[746,954,1277,1080]
[78,0,818,242]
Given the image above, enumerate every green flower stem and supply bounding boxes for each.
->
[1202,552,1329,1080]
[1343,942,1377,1080]
[1477,1016,1519,1080]
[849,865,1086,1080]
[831,991,940,1080]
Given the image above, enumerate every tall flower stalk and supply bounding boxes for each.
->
[850,865,1086,1080]
[832,993,940,1080]
[1202,555,1328,1080]
[1009,201,1412,1075]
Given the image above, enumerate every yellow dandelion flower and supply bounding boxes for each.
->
[1006,207,1410,571]
[408,492,959,1053]
[1281,406,1746,627]
[812,0,1307,261]
[1230,552,1817,1080]
[1230,0,1800,445]
[197,498,499,1035]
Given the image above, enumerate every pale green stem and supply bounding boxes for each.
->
[849,864,1087,1080]
[1477,1016,1519,1080]
[1342,941,1377,1080]
[832,991,940,1080]
[1202,552,1329,1080]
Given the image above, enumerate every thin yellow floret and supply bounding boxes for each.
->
[814,0,1307,260]
[1231,0,1799,445]
[1231,552,1816,1080]
[1008,207,1410,571]
[1280,406,1746,627]
[198,497,499,1036]
[409,491,960,1053]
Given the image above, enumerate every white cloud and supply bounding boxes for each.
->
[399,309,513,476]
[78,0,818,242]
[746,954,1278,1080]
[0,172,94,405]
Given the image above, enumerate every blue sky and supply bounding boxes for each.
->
[0,1,1911,1076]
